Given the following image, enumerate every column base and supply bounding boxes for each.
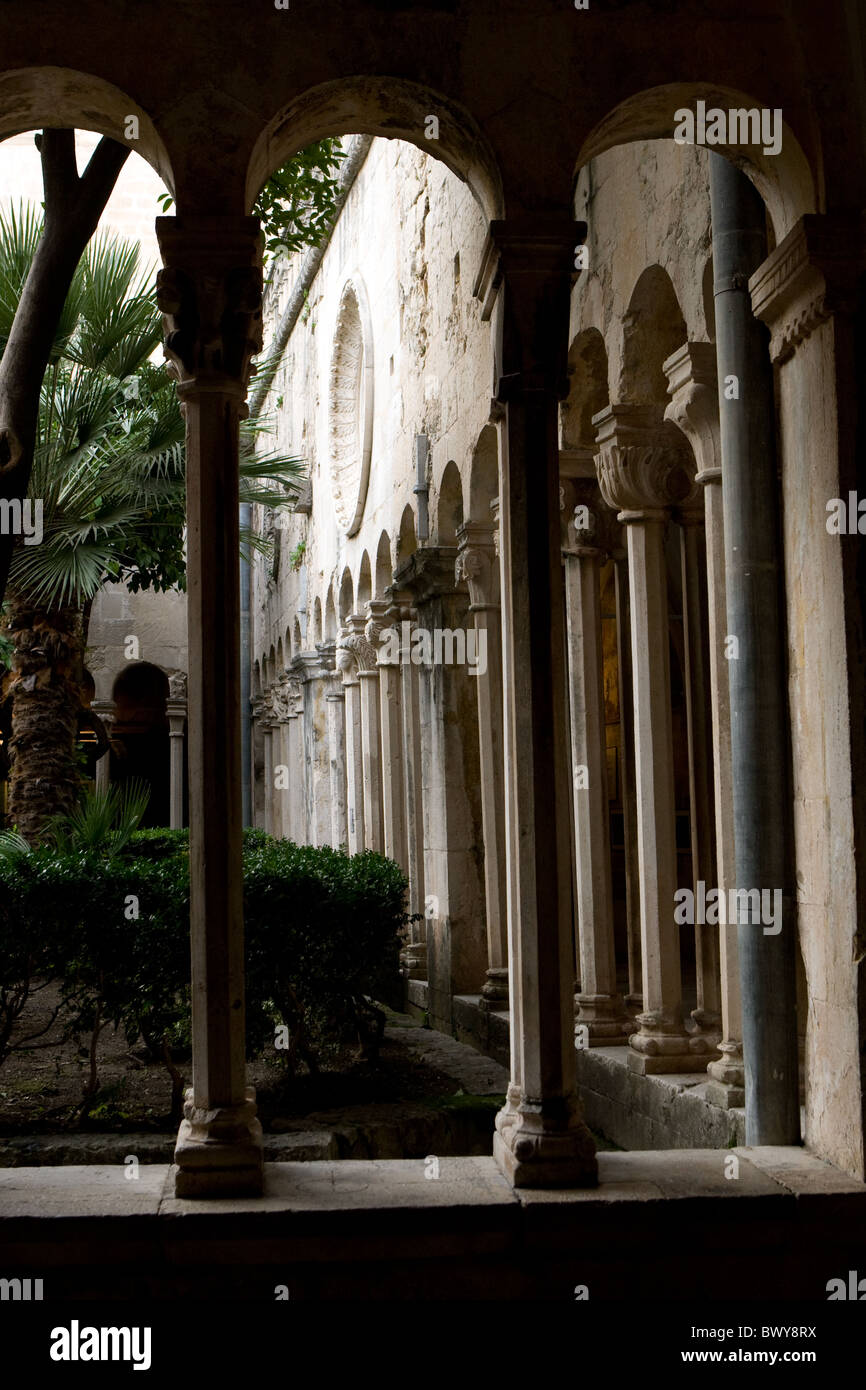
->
[575,991,632,1041]
[627,1011,718,1074]
[493,1084,597,1188]
[481,967,509,1006]
[173,1086,264,1198]
[400,942,428,980]
[705,1039,746,1108]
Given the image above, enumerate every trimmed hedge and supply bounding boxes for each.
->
[0,832,409,1114]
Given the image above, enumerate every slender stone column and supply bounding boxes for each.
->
[677,500,722,1041]
[336,631,365,854]
[611,548,642,1009]
[326,679,348,850]
[283,670,306,844]
[295,647,335,847]
[394,547,485,1030]
[338,616,381,852]
[249,697,265,829]
[91,699,115,796]
[270,676,292,841]
[595,403,711,1073]
[748,211,866,1168]
[371,597,407,871]
[385,585,427,978]
[261,699,275,838]
[476,215,597,1186]
[456,519,508,1006]
[166,672,187,832]
[665,342,743,1102]
[156,213,263,1195]
[561,482,629,1040]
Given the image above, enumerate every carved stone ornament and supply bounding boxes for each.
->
[596,442,693,516]
[328,278,374,535]
[168,670,188,702]
[336,627,378,677]
[155,217,264,392]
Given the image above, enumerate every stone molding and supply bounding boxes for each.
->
[594,404,694,517]
[748,211,866,364]
[663,342,720,489]
[155,215,263,395]
[328,277,374,535]
[455,521,499,611]
[560,477,616,557]
[394,546,462,605]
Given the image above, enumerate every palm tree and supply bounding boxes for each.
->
[0,208,303,841]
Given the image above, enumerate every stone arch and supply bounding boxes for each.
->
[356,550,372,610]
[328,276,374,537]
[468,426,499,523]
[618,266,687,409]
[396,503,417,564]
[276,637,284,673]
[247,75,504,225]
[253,661,262,699]
[0,67,174,191]
[110,661,170,827]
[284,624,293,664]
[338,566,354,624]
[435,459,463,545]
[574,82,816,242]
[374,530,392,596]
[266,645,276,687]
[324,588,338,641]
[562,328,610,449]
[292,616,303,652]
[313,596,323,645]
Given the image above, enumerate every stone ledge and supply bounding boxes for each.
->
[0,1150,862,1299]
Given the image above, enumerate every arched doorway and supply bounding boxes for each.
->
[110,662,171,827]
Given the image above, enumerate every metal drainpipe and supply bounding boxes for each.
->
[709,153,800,1144]
[239,501,252,827]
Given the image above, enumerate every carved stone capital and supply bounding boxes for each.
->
[749,210,866,364]
[167,670,188,703]
[560,478,616,556]
[155,215,264,395]
[336,615,378,679]
[662,342,720,486]
[364,598,390,651]
[393,546,461,605]
[594,405,694,518]
[455,521,499,610]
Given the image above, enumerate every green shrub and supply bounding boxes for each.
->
[0,833,409,1110]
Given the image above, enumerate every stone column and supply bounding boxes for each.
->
[371,597,407,871]
[456,518,508,1006]
[249,697,265,830]
[561,482,630,1040]
[749,213,866,1164]
[296,647,335,848]
[336,631,365,855]
[166,672,187,831]
[284,671,306,844]
[261,697,275,838]
[595,403,711,1073]
[611,547,643,1009]
[665,342,742,1103]
[91,699,115,796]
[271,677,292,841]
[156,212,263,1195]
[326,678,348,850]
[385,585,427,979]
[358,609,385,853]
[677,499,722,1042]
[394,547,486,1032]
[476,215,596,1186]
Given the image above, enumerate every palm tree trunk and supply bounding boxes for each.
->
[3,592,84,841]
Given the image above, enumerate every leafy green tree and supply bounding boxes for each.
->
[0,215,302,842]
